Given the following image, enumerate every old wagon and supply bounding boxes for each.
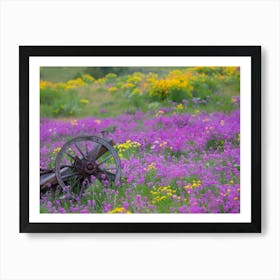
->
[40,135,121,199]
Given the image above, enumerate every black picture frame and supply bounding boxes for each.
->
[20,46,261,233]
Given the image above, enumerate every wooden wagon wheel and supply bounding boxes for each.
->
[55,136,121,199]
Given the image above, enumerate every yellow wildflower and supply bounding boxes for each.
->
[115,140,141,152]
[108,207,130,214]
[121,83,134,89]
[184,185,192,190]
[40,80,56,91]
[237,134,240,141]
[79,99,89,104]
[177,104,183,110]
[108,86,118,93]
[148,162,157,171]
[52,147,61,154]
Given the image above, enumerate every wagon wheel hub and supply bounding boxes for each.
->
[74,157,98,176]
[86,162,94,170]
[85,161,98,175]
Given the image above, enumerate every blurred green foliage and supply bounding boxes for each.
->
[40,67,240,118]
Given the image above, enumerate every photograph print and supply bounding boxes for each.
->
[20,46,261,232]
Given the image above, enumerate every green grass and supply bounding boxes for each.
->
[40,67,86,83]
[76,86,136,117]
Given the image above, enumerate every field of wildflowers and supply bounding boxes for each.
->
[40,67,240,214]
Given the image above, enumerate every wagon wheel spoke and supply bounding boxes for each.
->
[74,143,86,159]
[65,151,76,161]
[88,143,102,161]
[102,166,117,171]
[66,175,83,196]
[97,153,113,166]
[61,172,80,180]
[72,175,82,186]
[97,169,116,181]
[60,164,75,168]
[55,186,62,197]
[78,181,86,198]
[79,178,91,198]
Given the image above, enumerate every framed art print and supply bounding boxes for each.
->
[19,46,261,233]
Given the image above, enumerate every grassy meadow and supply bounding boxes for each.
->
[40,66,240,214]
